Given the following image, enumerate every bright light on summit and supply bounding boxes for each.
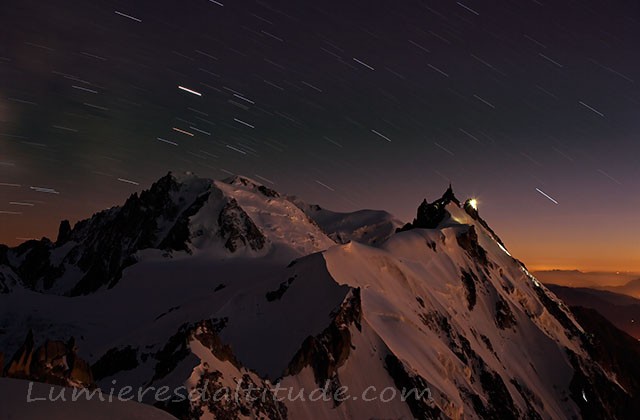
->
[469,198,478,210]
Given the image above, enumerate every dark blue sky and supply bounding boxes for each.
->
[1,0,639,271]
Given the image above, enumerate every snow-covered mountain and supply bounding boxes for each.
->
[289,197,403,246]
[0,173,336,296]
[0,172,637,419]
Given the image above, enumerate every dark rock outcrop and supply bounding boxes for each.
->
[69,173,185,295]
[510,378,544,420]
[151,318,280,420]
[495,297,517,330]
[398,185,460,232]
[159,191,211,252]
[456,225,489,267]
[56,220,72,245]
[463,198,507,248]
[151,318,232,383]
[478,369,520,419]
[4,330,36,378]
[385,354,440,419]
[218,199,266,252]
[460,270,478,310]
[13,239,64,290]
[225,175,280,198]
[258,185,279,198]
[420,309,522,417]
[4,331,94,387]
[285,288,361,405]
[151,324,193,383]
[266,276,296,302]
[191,318,238,369]
[189,371,288,420]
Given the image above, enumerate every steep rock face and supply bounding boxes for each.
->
[12,239,64,291]
[217,199,266,252]
[456,225,490,267]
[56,220,72,245]
[285,288,362,404]
[185,318,288,420]
[159,191,212,253]
[189,370,288,420]
[384,354,442,419]
[0,172,213,295]
[4,331,93,387]
[66,172,210,295]
[146,318,288,420]
[190,319,239,369]
[150,323,196,384]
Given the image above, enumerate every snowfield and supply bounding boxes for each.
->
[0,378,176,420]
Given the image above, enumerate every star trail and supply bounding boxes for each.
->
[1,0,639,271]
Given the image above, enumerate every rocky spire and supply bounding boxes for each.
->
[56,220,72,245]
[5,330,35,377]
[441,183,460,207]
[397,185,461,231]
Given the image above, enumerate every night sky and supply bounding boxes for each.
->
[1,0,639,272]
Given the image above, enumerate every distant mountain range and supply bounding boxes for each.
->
[546,284,640,339]
[534,270,640,291]
[1,172,638,419]
[601,279,640,300]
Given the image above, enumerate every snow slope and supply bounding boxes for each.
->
[0,378,176,420]
[290,197,403,246]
